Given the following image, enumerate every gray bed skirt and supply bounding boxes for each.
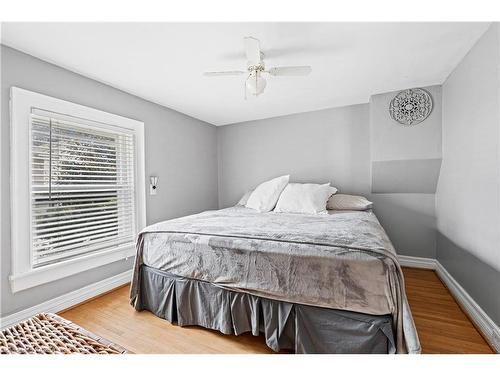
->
[134,265,396,354]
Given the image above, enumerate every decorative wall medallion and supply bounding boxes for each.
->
[389,88,433,126]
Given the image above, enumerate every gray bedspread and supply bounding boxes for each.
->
[130,206,420,354]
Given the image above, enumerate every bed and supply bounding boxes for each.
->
[129,206,420,354]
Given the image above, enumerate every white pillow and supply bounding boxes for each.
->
[274,183,334,214]
[326,194,373,211]
[236,190,253,206]
[245,175,290,212]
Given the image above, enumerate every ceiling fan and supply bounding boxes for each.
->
[203,36,312,98]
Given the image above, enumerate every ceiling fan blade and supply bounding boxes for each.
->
[268,66,312,76]
[244,36,261,65]
[203,71,245,77]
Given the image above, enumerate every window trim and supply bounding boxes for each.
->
[9,87,146,293]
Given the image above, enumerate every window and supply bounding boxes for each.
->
[31,110,137,267]
[10,87,146,292]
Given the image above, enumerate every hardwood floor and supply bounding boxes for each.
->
[61,285,274,354]
[60,267,495,354]
[403,267,494,354]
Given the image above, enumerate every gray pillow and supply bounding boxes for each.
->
[326,194,373,211]
[236,190,253,206]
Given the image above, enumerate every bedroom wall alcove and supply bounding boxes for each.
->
[217,85,443,259]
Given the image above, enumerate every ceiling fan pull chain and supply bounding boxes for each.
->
[244,73,251,100]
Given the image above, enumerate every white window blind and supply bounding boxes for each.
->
[30,109,137,268]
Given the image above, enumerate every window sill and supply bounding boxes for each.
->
[9,243,136,293]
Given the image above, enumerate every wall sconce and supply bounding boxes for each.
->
[150,176,158,195]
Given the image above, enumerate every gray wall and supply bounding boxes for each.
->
[370,85,442,194]
[217,103,437,258]
[436,23,500,325]
[217,104,371,206]
[370,86,442,162]
[1,45,218,316]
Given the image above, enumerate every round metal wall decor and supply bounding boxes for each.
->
[389,88,433,126]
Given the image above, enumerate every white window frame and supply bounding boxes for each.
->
[9,87,146,293]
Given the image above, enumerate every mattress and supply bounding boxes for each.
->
[130,206,420,353]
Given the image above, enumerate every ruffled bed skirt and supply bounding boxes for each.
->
[134,265,396,354]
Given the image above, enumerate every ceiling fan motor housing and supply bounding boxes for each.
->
[247,63,265,72]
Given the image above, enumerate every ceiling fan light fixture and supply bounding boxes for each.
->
[246,72,267,96]
[204,36,311,98]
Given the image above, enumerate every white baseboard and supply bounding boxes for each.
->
[434,262,500,353]
[398,255,438,269]
[0,269,132,329]
[398,255,500,353]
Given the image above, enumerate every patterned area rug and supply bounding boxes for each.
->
[1,313,129,354]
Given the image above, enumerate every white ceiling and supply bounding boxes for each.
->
[1,22,490,125]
